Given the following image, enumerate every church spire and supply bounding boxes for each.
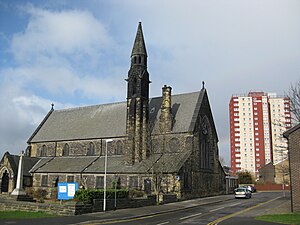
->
[125,22,150,166]
[131,22,147,58]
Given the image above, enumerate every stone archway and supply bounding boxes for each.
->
[1,170,9,193]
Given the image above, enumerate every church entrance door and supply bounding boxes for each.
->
[1,170,9,193]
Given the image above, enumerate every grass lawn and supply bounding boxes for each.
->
[256,213,300,225]
[0,210,57,219]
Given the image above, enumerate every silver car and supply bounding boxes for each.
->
[235,187,252,199]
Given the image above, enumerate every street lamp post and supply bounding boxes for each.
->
[114,175,118,210]
[103,139,113,212]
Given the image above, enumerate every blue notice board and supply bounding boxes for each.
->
[58,182,78,200]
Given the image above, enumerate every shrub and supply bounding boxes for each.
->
[25,187,34,197]
[237,171,254,184]
[50,188,58,201]
[34,188,48,203]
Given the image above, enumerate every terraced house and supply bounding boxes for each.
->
[1,23,226,200]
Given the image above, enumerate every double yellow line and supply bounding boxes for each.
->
[207,197,281,225]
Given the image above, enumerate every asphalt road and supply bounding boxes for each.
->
[86,192,282,225]
[0,192,288,225]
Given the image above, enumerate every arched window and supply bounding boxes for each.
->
[200,117,213,170]
[40,145,47,157]
[138,56,142,64]
[87,142,95,156]
[62,144,69,156]
[115,141,123,155]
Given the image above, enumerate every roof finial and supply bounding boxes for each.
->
[202,81,205,89]
[51,103,54,110]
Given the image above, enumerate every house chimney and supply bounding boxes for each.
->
[160,85,173,132]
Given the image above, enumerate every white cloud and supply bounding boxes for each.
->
[0,6,121,156]
[4,6,127,101]
[12,6,112,63]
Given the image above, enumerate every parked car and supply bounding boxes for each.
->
[240,185,256,193]
[249,185,256,192]
[234,187,252,199]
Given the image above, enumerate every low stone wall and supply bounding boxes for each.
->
[0,195,158,216]
[76,195,157,215]
[0,198,76,216]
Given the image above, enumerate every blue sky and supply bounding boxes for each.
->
[1,0,300,165]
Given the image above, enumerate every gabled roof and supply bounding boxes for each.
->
[29,91,204,143]
[0,152,40,176]
[29,151,192,174]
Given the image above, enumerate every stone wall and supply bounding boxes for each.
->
[31,138,126,158]
[288,127,300,213]
[0,197,76,216]
[88,196,157,214]
[0,195,158,216]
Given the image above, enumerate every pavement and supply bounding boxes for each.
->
[0,192,292,225]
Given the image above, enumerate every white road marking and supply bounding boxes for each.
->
[210,207,224,212]
[156,222,169,225]
[229,203,242,207]
[180,212,203,220]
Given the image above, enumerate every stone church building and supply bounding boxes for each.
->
[1,23,226,199]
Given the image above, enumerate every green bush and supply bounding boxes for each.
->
[237,171,254,184]
[74,189,129,203]
[34,188,48,203]
[25,187,34,197]
[50,188,58,200]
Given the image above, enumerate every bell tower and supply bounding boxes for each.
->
[125,22,150,165]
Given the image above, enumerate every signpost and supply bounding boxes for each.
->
[58,182,78,200]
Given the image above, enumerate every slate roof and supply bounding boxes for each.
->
[29,151,191,174]
[30,156,99,173]
[0,152,40,176]
[29,91,204,143]
[283,123,300,138]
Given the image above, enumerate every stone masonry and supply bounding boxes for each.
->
[284,123,300,213]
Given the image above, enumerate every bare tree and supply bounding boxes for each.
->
[287,80,300,123]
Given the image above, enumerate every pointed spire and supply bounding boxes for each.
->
[131,22,147,57]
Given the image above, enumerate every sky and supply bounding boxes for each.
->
[0,0,300,165]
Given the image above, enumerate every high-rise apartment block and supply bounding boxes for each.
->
[229,92,291,178]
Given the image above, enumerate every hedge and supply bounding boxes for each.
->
[74,189,129,203]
